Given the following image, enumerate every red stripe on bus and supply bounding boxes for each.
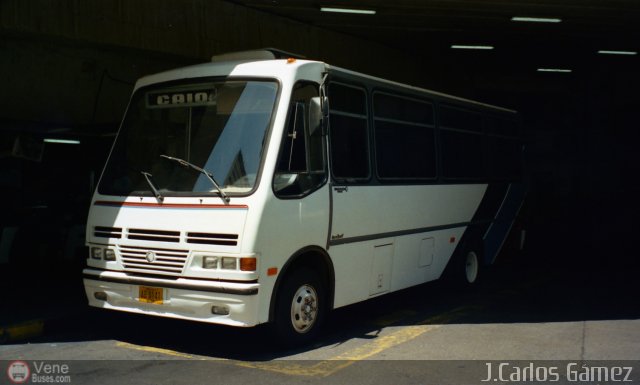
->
[94,201,248,209]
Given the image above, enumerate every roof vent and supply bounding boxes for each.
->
[211,48,306,63]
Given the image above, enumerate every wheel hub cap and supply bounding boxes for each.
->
[290,284,318,333]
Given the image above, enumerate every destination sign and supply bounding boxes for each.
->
[146,87,218,108]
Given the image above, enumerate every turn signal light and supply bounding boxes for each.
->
[240,257,257,271]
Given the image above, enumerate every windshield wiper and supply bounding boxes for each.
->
[140,171,164,203]
[160,155,230,204]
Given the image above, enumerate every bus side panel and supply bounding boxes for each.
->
[330,227,467,308]
[483,182,527,264]
[388,227,466,292]
[330,184,486,309]
[330,239,395,306]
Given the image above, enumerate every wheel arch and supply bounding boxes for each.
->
[268,245,335,323]
[454,224,486,265]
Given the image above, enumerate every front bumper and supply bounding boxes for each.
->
[83,268,261,327]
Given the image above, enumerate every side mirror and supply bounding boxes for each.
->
[273,173,299,192]
[309,96,328,136]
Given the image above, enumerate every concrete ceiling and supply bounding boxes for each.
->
[1,0,638,128]
[232,0,640,74]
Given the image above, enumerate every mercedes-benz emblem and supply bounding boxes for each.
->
[145,251,157,263]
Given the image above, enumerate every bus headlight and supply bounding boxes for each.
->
[221,257,237,270]
[197,254,257,271]
[91,247,116,261]
[91,247,103,260]
[104,249,116,261]
[202,256,219,269]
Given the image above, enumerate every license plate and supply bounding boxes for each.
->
[138,286,164,304]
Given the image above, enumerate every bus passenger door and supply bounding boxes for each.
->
[326,81,395,301]
[329,184,396,298]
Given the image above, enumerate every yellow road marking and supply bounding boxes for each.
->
[114,305,480,378]
[0,320,44,343]
[238,305,479,377]
[238,324,436,377]
[330,324,436,360]
[115,341,198,359]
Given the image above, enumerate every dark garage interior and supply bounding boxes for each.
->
[1,0,639,348]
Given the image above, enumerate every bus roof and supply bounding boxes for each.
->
[136,49,517,115]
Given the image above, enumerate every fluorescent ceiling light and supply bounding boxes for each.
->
[44,138,81,144]
[598,50,637,56]
[320,7,376,15]
[451,45,494,50]
[511,16,562,23]
[537,68,572,73]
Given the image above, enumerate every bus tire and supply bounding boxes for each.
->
[272,267,326,347]
[462,250,480,285]
[445,242,482,288]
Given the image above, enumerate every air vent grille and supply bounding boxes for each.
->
[93,226,240,247]
[128,228,180,243]
[94,226,122,239]
[187,232,238,246]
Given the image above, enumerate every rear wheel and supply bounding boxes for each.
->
[463,250,480,284]
[444,241,483,288]
[272,268,326,347]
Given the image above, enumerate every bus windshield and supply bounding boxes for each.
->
[98,79,279,197]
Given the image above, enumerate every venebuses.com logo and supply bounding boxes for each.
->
[5,360,72,384]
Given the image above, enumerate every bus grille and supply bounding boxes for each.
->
[128,228,180,243]
[187,232,238,246]
[120,246,189,276]
[94,226,122,239]
[94,226,240,246]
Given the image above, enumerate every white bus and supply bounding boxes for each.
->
[83,49,525,345]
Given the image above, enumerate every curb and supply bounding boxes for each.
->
[0,319,45,344]
[0,304,88,344]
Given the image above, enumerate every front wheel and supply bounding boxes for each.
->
[272,268,326,347]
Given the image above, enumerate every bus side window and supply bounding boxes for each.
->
[328,82,370,182]
[274,83,326,197]
[439,105,485,180]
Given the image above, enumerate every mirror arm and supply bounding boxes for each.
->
[319,72,330,136]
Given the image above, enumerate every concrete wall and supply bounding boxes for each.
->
[0,0,422,126]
